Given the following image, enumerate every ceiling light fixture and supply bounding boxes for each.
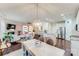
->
[34,3,40,22]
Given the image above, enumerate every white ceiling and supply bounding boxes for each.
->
[0,3,79,23]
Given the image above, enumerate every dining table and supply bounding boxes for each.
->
[21,39,65,56]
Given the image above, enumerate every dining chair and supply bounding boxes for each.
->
[50,36,57,46]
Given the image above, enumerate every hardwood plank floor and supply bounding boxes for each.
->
[56,39,71,56]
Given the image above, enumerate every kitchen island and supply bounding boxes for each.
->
[21,39,65,56]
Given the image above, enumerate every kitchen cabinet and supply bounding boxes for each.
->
[71,35,79,56]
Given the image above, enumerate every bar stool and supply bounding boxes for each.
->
[39,36,44,42]
[46,39,53,46]
[56,37,66,49]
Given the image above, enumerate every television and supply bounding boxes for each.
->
[7,24,16,30]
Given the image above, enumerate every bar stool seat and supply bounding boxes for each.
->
[46,39,53,46]
[39,36,44,42]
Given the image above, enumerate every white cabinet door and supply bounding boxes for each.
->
[71,40,79,56]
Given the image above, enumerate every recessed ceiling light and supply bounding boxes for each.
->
[60,14,64,17]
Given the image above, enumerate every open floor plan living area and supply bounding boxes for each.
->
[0,3,79,56]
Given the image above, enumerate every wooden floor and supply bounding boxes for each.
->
[4,39,71,56]
[56,39,71,56]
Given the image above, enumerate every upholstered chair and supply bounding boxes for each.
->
[46,39,53,46]
[39,36,44,42]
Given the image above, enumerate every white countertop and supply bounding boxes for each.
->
[22,39,65,56]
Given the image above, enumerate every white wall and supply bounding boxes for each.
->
[51,22,65,37]
[65,19,73,41]
[71,10,79,56]
[42,22,52,33]
[72,10,79,35]
[0,18,6,41]
[71,19,77,35]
